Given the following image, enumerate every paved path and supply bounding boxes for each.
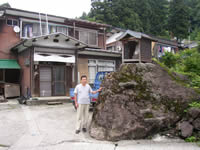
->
[0,100,199,150]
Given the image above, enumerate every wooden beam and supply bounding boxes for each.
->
[124,59,140,62]
[122,37,139,43]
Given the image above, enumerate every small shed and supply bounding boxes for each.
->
[117,30,156,63]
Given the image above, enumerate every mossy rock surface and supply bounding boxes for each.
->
[89,62,200,141]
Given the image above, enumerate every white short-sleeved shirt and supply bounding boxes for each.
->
[74,84,93,104]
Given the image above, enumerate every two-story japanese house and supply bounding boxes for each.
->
[0,5,121,98]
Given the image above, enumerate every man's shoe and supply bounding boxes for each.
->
[82,128,87,132]
[75,130,80,134]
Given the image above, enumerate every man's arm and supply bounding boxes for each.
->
[74,86,78,108]
[74,93,78,108]
[91,87,103,94]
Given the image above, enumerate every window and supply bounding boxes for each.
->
[7,19,18,26]
[88,60,96,84]
[7,19,12,25]
[21,21,69,38]
[98,60,115,72]
[79,29,97,46]
[88,59,115,83]
[32,23,41,37]
[57,26,68,35]
[13,20,18,26]
[88,32,97,45]
[42,24,48,35]
[22,23,33,38]
[68,27,74,37]
[79,30,88,44]
[49,25,57,34]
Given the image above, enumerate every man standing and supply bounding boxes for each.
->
[74,75,102,134]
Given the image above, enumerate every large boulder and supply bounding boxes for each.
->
[179,121,194,138]
[193,118,200,130]
[89,62,200,141]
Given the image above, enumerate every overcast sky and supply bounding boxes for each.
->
[0,0,91,18]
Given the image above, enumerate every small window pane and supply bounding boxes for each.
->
[22,24,33,38]
[33,23,41,36]
[7,19,12,25]
[13,20,18,26]
[57,26,67,35]
[49,26,56,34]
[79,31,88,44]
[89,32,97,45]
[68,27,74,37]
[42,24,48,35]
[88,60,96,65]
[98,66,114,72]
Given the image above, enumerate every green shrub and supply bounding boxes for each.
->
[185,136,197,142]
[159,48,200,90]
[189,102,200,108]
[161,52,177,68]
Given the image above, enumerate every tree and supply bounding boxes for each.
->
[84,0,170,34]
[148,0,169,36]
[88,0,143,32]
[185,0,200,41]
[168,0,190,41]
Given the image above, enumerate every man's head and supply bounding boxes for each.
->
[81,75,87,85]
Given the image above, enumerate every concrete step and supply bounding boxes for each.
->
[47,101,63,105]
[26,96,71,106]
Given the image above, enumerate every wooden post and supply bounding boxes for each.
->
[139,41,142,63]
[104,28,106,50]
[73,22,76,38]
[30,47,34,97]
[75,49,78,85]
[122,41,124,64]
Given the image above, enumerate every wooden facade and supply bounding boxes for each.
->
[118,30,155,63]
[140,38,152,63]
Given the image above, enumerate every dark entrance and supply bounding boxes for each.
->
[124,41,139,59]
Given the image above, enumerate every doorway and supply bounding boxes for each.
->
[39,66,52,97]
[52,66,65,96]
[39,65,66,97]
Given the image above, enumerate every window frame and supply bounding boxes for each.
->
[77,27,98,46]
[6,19,19,26]
[20,18,72,39]
[88,59,116,83]
[20,18,99,47]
